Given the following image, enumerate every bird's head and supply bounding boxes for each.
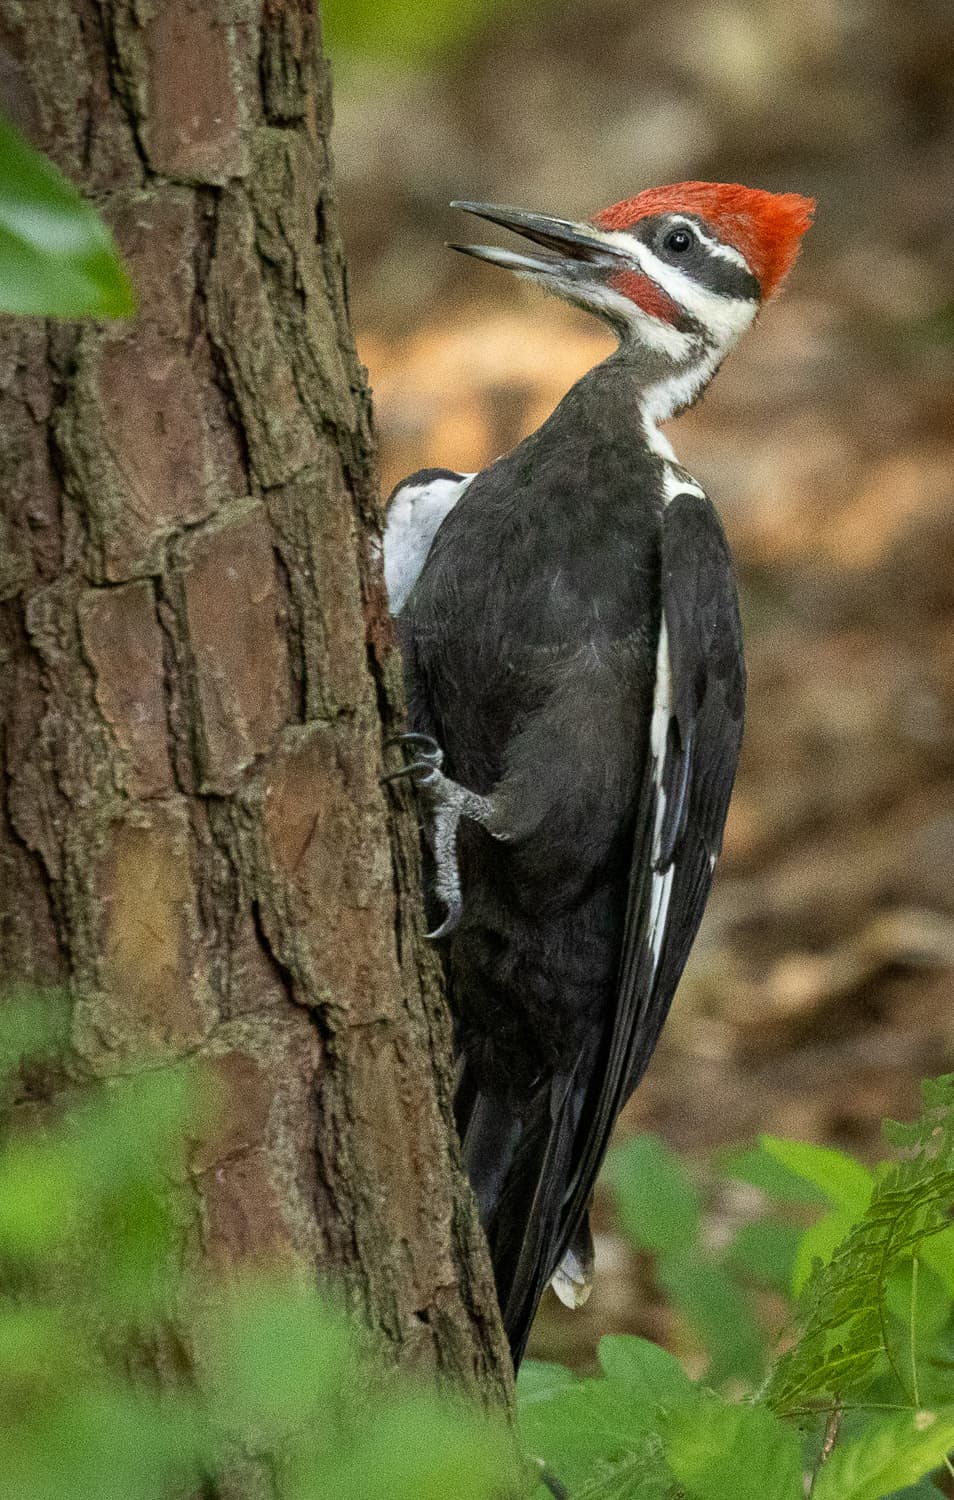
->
[451,182,814,415]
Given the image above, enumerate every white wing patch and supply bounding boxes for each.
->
[660,466,707,506]
[648,615,675,970]
[384,472,475,613]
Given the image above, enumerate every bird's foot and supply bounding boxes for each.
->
[383,733,494,940]
[382,731,445,790]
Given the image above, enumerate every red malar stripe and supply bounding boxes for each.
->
[610,270,683,325]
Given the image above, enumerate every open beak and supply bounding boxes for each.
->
[448,201,620,278]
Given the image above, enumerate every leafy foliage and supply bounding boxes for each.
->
[3,989,954,1500]
[661,1397,803,1500]
[0,114,133,317]
[519,1336,693,1495]
[766,1075,954,1414]
[604,1133,765,1385]
[0,997,522,1500]
[520,1077,954,1498]
[811,1409,954,1500]
[758,1135,875,1291]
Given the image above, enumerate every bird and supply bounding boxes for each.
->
[383,181,814,1367]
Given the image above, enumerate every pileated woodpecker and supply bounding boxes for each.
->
[384,182,813,1367]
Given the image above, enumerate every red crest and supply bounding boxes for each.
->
[593,182,815,299]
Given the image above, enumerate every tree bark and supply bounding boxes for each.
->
[0,0,511,1406]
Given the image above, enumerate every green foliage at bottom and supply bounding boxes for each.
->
[521,1075,954,1498]
[0,996,523,1500]
[2,990,954,1500]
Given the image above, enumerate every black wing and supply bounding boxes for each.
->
[501,489,746,1358]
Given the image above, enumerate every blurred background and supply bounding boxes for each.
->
[322,0,954,1363]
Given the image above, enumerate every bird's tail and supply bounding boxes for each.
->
[456,1045,596,1368]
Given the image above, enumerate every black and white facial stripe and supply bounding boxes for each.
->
[600,216,762,441]
[630,214,761,306]
[587,220,760,359]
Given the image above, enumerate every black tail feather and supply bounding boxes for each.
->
[458,1051,595,1367]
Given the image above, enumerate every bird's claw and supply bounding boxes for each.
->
[382,732,468,940]
[381,732,444,787]
[384,731,442,752]
[426,897,463,941]
[382,759,440,786]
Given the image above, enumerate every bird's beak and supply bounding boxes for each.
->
[448,201,618,278]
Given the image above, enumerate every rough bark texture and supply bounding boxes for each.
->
[0,0,512,1406]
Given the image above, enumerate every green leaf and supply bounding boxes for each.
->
[575,1438,678,1500]
[766,1076,954,1413]
[663,1396,803,1500]
[596,1335,695,1407]
[604,1134,701,1256]
[885,1481,947,1499]
[0,115,134,317]
[922,1074,954,1111]
[311,1394,520,1500]
[761,1136,875,1213]
[721,1141,828,1205]
[886,1257,951,1345]
[0,1132,83,1254]
[520,1338,699,1495]
[519,1373,667,1494]
[724,1217,801,1293]
[0,986,70,1077]
[517,1359,579,1404]
[202,1283,358,1445]
[0,1384,201,1500]
[659,1254,765,1386]
[0,1304,75,1379]
[812,1407,954,1500]
[792,1207,862,1293]
[919,1224,954,1298]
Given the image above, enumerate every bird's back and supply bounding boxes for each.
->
[402,361,665,795]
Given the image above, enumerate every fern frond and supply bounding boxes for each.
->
[766,1076,954,1415]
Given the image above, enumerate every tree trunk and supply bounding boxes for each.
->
[0,0,511,1406]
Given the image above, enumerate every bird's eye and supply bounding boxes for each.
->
[664,227,693,254]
